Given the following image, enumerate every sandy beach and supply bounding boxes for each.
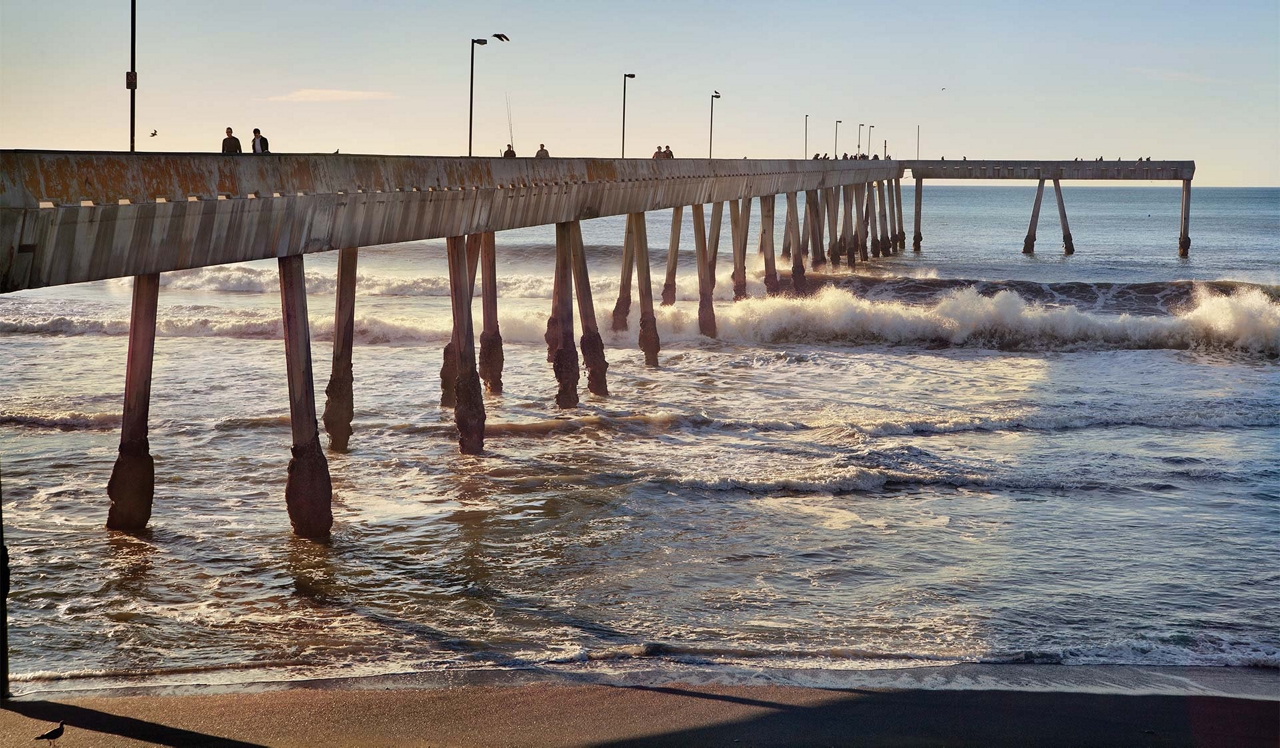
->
[2,666,1277,747]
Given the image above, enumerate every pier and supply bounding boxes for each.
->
[0,151,1194,539]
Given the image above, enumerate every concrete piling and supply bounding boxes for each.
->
[885,179,898,253]
[894,178,906,251]
[861,187,873,260]
[477,231,503,393]
[807,190,826,267]
[786,192,807,295]
[631,212,661,366]
[445,236,485,454]
[868,183,882,258]
[798,190,811,258]
[877,181,892,254]
[840,185,855,267]
[661,206,682,306]
[1052,178,1074,255]
[852,183,868,262]
[552,223,581,407]
[611,216,636,331]
[440,235,481,406]
[759,195,780,295]
[570,221,608,396]
[1024,178,1046,254]
[321,247,358,452]
[732,197,752,300]
[707,201,724,288]
[692,204,717,337]
[277,254,333,539]
[1179,179,1192,257]
[106,272,160,531]
[825,187,840,267]
[913,177,923,252]
[781,192,796,261]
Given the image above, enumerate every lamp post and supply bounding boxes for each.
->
[857,123,864,156]
[621,73,636,158]
[804,114,808,158]
[127,0,136,152]
[867,125,874,157]
[468,33,509,157]
[884,139,887,159]
[917,125,920,159]
[709,91,721,158]
[835,120,841,156]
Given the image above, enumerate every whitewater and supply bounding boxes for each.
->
[0,185,1276,695]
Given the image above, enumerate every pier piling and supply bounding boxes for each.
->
[1024,178,1046,254]
[106,272,160,531]
[552,223,581,407]
[571,221,608,396]
[840,186,854,267]
[760,195,779,295]
[1052,178,1074,255]
[611,216,636,331]
[786,192,807,295]
[661,206,682,306]
[781,193,795,261]
[877,181,892,254]
[825,187,840,266]
[707,202,724,288]
[885,180,899,253]
[798,191,811,258]
[852,184,868,262]
[440,235,481,407]
[322,247,358,452]
[692,204,717,337]
[1179,179,1192,257]
[477,232,504,393]
[732,197,752,300]
[446,236,485,454]
[894,178,906,250]
[868,183,882,258]
[806,190,826,266]
[277,255,333,539]
[913,177,923,252]
[631,212,661,366]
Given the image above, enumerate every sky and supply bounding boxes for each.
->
[1,0,1277,186]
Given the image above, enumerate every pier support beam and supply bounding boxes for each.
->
[806,190,826,267]
[571,221,608,396]
[825,187,840,266]
[552,223,581,407]
[441,235,480,406]
[322,247,358,452]
[707,201,724,288]
[106,272,160,531]
[1179,179,1192,257]
[1052,179,1074,255]
[760,195,779,295]
[731,197,752,300]
[868,183,882,258]
[840,185,854,267]
[611,217,635,331]
[445,236,485,454]
[853,183,868,262]
[1024,178,1046,254]
[877,181,892,254]
[631,212,661,367]
[781,194,795,261]
[661,206,682,306]
[477,232,503,393]
[692,204,717,337]
[894,178,906,250]
[885,179,898,253]
[277,255,333,539]
[913,177,923,252]
[798,191,811,258]
[786,192,807,294]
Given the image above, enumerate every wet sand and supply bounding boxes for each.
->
[2,676,1276,747]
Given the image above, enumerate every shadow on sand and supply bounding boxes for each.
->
[4,700,267,747]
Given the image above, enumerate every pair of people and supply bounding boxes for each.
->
[221,127,269,154]
[651,145,674,159]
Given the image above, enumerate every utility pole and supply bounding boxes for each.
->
[709,91,721,158]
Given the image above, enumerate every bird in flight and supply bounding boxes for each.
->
[941,87,947,91]
[34,720,65,745]
[150,129,157,137]
[493,33,510,41]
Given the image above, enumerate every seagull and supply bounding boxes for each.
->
[492,33,510,42]
[34,721,64,746]
[941,87,946,91]
[334,149,339,154]
[150,129,157,137]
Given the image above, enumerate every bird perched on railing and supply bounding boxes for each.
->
[34,721,65,745]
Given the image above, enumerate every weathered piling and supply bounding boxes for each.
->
[781,193,795,261]
[868,183,882,258]
[825,187,840,266]
[1024,178,1046,254]
[1179,179,1192,257]
[798,190,811,258]
[732,197,752,300]
[692,204,717,337]
[1052,178,1074,255]
[707,201,724,287]
[552,222,581,407]
[885,179,899,253]
[853,183,868,262]
[759,195,780,295]
[440,235,481,406]
[477,231,504,393]
[840,185,855,267]
[913,177,923,251]
[106,272,160,531]
[445,236,485,454]
[631,212,661,366]
[321,247,358,452]
[786,192,807,294]
[894,178,906,250]
[611,217,636,331]
[661,206,682,306]
[878,180,892,254]
[277,254,333,539]
[806,190,826,266]
[570,221,608,396]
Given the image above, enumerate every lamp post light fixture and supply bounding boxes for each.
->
[621,73,636,158]
[804,114,809,159]
[857,123,864,156]
[468,33,509,157]
[709,91,721,158]
[835,120,842,156]
[867,125,874,157]
[127,0,137,152]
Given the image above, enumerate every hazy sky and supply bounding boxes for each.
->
[2,0,1276,185]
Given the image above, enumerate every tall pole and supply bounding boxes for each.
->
[867,126,874,157]
[858,124,864,156]
[128,0,136,152]
[883,139,887,159]
[621,73,635,158]
[804,114,808,158]
[709,91,720,159]
[916,125,920,160]
[468,40,480,157]
[834,120,841,156]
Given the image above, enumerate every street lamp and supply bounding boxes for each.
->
[468,33,509,157]
[127,0,136,152]
[709,91,721,158]
[867,125,874,157]
[804,114,809,158]
[857,123,864,156]
[835,120,841,156]
[621,73,636,158]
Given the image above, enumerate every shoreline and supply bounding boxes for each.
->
[1,665,1276,747]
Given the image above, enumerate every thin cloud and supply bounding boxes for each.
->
[1128,67,1216,85]
[269,89,397,102]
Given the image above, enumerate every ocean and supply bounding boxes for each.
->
[1,184,1277,696]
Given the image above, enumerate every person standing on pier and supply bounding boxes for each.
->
[251,128,270,154]
[221,127,241,154]
[652,146,663,159]
[503,144,517,158]
[663,146,674,159]
[535,144,550,158]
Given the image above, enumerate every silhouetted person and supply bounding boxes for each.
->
[535,143,550,158]
[222,127,241,154]
[663,146,674,159]
[251,128,270,154]
[812,153,820,160]
[872,154,880,160]
[503,144,517,158]
[652,146,663,159]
